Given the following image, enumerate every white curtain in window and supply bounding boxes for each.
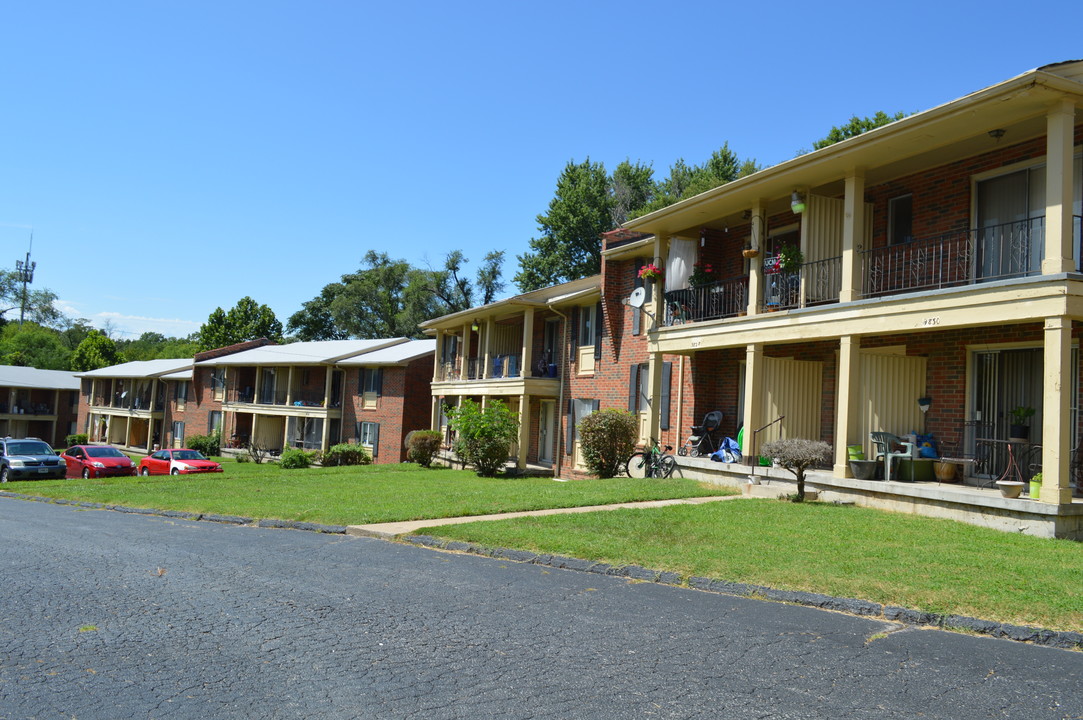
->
[665,238,697,292]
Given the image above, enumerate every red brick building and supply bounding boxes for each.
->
[0,366,80,448]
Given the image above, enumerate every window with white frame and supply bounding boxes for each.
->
[578,305,595,347]
[359,421,379,447]
[171,421,185,448]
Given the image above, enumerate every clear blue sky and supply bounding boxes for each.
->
[2,1,1080,339]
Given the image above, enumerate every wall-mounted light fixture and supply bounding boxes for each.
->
[988,128,1006,142]
[471,319,479,331]
[790,191,806,214]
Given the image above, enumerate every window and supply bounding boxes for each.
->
[360,368,382,409]
[578,305,595,347]
[286,417,324,450]
[888,195,913,245]
[211,368,226,401]
[358,421,380,458]
[208,411,223,434]
[171,421,185,448]
[174,381,188,411]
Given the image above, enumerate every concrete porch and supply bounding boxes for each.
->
[674,455,1083,540]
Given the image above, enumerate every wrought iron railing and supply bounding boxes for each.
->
[763,257,841,311]
[664,276,748,326]
[863,218,1047,297]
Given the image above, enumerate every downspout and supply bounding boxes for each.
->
[676,355,684,449]
[548,304,569,480]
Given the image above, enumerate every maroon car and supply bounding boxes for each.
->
[138,448,223,476]
[61,445,137,479]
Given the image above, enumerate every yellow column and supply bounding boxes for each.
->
[650,233,669,332]
[483,318,494,379]
[461,323,472,379]
[521,308,535,379]
[321,366,333,450]
[743,343,765,459]
[840,171,865,303]
[1043,99,1076,275]
[517,393,530,469]
[747,201,765,316]
[647,350,663,443]
[433,330,443,382]
[286,367,295,406]
[834,335,860,476]
[1040,316,1073,503]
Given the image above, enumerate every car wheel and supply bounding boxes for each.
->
[141,467,151,477]
[82,468,91,480]
[0,466,8,483]
[170,468,180,476]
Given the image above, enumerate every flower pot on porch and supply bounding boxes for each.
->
[934,461,958,483]
[1009,424,1030,442]
[1029,479,1042,498]
[996,480,1024,498]
[849,459,879,480]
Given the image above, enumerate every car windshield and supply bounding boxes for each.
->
[173,450,208,461]
[86,447,126,458]
[8,441,53,456]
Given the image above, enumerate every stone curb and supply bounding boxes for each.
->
[0,491,346,534]
[400,533,1083,651]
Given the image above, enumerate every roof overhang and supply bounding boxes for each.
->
[624,67,1083,239]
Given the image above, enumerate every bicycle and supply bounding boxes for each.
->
[625,438,677,478]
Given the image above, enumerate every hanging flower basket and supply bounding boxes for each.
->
[742,248,760,259]
[638,263,662,283]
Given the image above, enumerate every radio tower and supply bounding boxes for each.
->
[16,233,36,326]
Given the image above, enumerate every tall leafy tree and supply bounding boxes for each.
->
[0,269,61,327]
[69,329,123,371]
[287,285,351,342]
[610,159,655,226]
[515,158,613,291]
[198,296,284,351]
[634,143,745,217]
[0,322,71,369]
[811,111,907,151]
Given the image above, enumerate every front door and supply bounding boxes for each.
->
[539,400,554,465]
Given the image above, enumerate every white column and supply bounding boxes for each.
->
[433,330,443,382]
[747,201,765,316]
[517,393,530,469]
[1040,316,1073,503]
[651,233,669,331]
[483,318,494,379]
[461,323,472,379]
[646,350,663,443]
[1043,100,1076,275]
[743,343,765,459]
[521,308,535,379]
[841,171,865,303]
[834,335,860,476]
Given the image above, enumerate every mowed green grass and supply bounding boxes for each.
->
[2,461,726,526]
[426,499,1083,632]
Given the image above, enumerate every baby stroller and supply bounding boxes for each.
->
[678,410,723,457]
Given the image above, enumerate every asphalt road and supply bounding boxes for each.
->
[1,498,1081,720]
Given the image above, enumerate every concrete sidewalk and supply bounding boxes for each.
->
[346,494,740,539]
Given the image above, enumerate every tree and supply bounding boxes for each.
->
[69,330,123,371]
[0,322,70,369]
[289,250,506,340]
[760,438,832,502]
[117,331,199,361]
[198,296,284,351]
[577,409,638,478]
[633,143,746,217]
[515,158,613,291]
[811,111,907,151]
[447,399,519,476]
[0,269,61,327]
[610,159,655,226]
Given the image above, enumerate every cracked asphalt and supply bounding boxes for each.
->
[1,499,1082,719]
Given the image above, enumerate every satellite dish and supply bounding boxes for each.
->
[627,287,647,309]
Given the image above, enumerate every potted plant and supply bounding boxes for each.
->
[688,261,715,287]
[742,245,759,259]
[1029,471,1042,499]
[778,244,804,272]
[1008,406,1035,441]
[638,263,663,284]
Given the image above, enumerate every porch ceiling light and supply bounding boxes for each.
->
[790,191,806,214]
[988,128,1006,142]
[471,319,479,331]
[918,397,932,413]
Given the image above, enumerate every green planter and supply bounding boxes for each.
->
[1030,480,1042,499]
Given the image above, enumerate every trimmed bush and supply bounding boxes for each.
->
[186,431,221,457]
[578,409,639,478]
[320,443,371,467]
[761,437,831,502]
[279,448,315,469]
[65,434,89,447]
[448,399,518,477]
[407,430,443,468]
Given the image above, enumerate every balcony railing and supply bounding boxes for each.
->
[664,276,748,326]
[437,355,526,381]
[862,218,1055,297]
[763,256,841,311]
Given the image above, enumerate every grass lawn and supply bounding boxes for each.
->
[424,499,1083,632]
[1,461,725,526]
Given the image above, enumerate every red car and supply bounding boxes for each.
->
[138,448,223,476]
[61,445,137,479]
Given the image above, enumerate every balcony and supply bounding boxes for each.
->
[664,276,748,325]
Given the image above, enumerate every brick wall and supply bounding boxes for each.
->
[342,356,434,463]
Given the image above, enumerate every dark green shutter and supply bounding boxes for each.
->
[376,368,383,397]
[660,361,672,431]
[371,423,380,458]
[593,302,603,361]
[565,399,574,455]
[569,307,579,361]
[627,364,639,412]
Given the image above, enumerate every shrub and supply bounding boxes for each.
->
[185,431,221,457]
[65,433,89,447]
[448,399,518,477]
[407,430,443,468]
[320,443,372,467]
[235,453,250,463]
[246,443,270,464]
[761,437,832,502]
[279,448,315,469]
[578,409,639,478]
